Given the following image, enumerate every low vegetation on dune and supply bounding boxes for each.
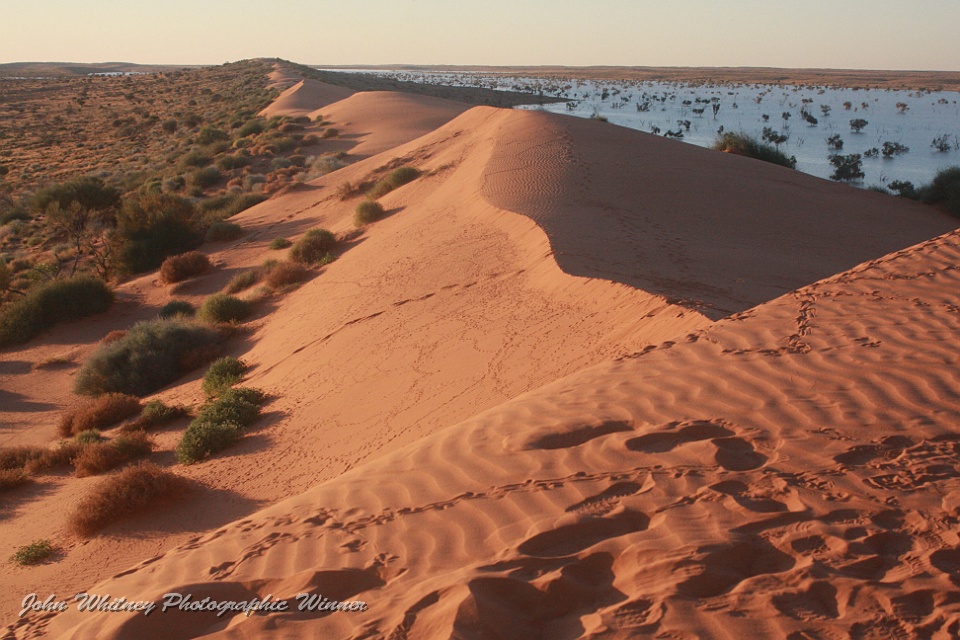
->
[354,200,385,227]
[713,132,797,169]
[175,386,266,464]
[0,274,113,347]
[67,462,190,536]
[74,317,224,396]
[159,251,211,284]
[202,356,246,398]
[121,399,189,432]
[71,431,153,477]
[289,228,337,265]
[10,539,56,566]
[196,293,252,324]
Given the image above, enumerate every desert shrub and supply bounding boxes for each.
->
[197,293,251,324]
[354,200,385,227]
[713,132,797,169]
[74,318,223,396]
[122,400,188,432]
[190,166,222,189]
[202,356,246,398]
[386,166,420,188]
[0,275,113,348]
[73,431,153,477]
[158,300,194,319]
[197,126,228,145]
[888,180,920,200]
[177,150,211,170]
[0,469,30,492]
[67,462,189,536]
[264,261,309,289]
[31,176,119,214]
[321,128,339,139]
[270,157,293,171]
[23,442,83,474]
[269,237,291,250]
[10,540,55,565]
[366,180,394,200]
[196,392,261,426]
[111,193,204,277]
[921,166,960,217]
[74,429,106,445]
[159,251,211,284]
[162,119,177,134]
[289,228,336,264]
[0,445,48,471]
[58,392,142,438]
[215,153,250,171]
[205,221,243,242]
[221,386,267,406]
[237,119,265,137]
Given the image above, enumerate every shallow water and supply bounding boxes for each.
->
[338,69,960,189]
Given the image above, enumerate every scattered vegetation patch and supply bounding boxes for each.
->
[74,318,223,396]
[0,275,113,348]
[159,251,211,284]
[202,357,246,398]
[10,540,56,566]
[67,462,190,536]
[196,293,252,324]
[713,132,797,169]
[366,165,421,200]
[58,392,142,438]
[289,228,336,265]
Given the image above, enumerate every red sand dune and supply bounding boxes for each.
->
[3,75,960,639]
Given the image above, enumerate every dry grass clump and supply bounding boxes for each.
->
[100,330,128,344]
[121,400,189,432]
[205,221,244,242]
[159,251,211,284]
[263,261,310,289]
[354,200,385,227]
[58,393,142,437]
[223,269,260,294]
[72,431,153,477]
[365,166,421,200]
[0,275,113,348]
[0,469,30,492]
[67,462,190,537]
[196,293,252,324]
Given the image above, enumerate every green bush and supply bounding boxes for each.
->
[111,193,204,277]
[10,540,56,566]
[197,293,252,324]
[215,153,250,171]
[197,126,228,145]
[237,119,265,137]
[921,166,960,217]
[0,275,113,348]
[205,221,244,242]
[354,200,385,227]
[269,237,292,250]
[178,150,211,170]
[123,400,188,432]
[158,300,194,319]
[713,132,797,169]
[221,386,267,406]
[223,269,259,294]
[74,318,223,396]
[289,228,336,264]
[386,166,421,188]
[175,420,243,464]
[202,356,246,398]
[200,193,266,220]
[321,128,339,139]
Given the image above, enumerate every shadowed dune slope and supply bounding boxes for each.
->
[481,110,956,317]
[45,225,960,639]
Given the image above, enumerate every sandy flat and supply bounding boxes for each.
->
[3,68,959,639]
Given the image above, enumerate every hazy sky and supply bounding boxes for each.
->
[2,0,958,70]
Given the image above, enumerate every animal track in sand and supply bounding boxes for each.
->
[677,538,795,598]
[518,509,650,558]
[528,420,634,450]
[565,479,653,516]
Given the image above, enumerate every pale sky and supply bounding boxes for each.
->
[1,0,958,71]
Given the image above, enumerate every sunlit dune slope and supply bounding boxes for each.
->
[47,225,960,639]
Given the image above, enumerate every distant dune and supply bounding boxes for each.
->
[4,63,959,639]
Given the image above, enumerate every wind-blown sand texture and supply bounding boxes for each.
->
[3,66,959,639]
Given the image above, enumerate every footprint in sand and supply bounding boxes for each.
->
[518,510,650,558]
[566,478,653,516]
[677,538,795,598]
[626,419,768,471]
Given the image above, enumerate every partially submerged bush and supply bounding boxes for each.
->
[713,132,797,169]
[354,200,385,227]
[58,393,142,438]
[205,221,244,242]
[74,318,223,396]
[158,300,194,319]
[289,228,336,264]
[159,251,211,284]
[197,293,252,324]
[72,431,153,477]
[0,275,113,348]
[67,462,190,536]
[921,166,960,217]
[202,356,246,398]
